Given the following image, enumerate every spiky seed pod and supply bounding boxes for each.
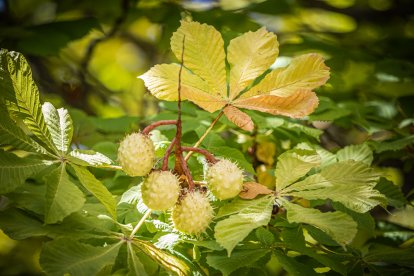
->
[118,132,155,176]
[172,191,214,236]
[142,171,180,211]
[206,159,244,200]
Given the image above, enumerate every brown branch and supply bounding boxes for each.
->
[162,137,177,171]
[142,120,177,135]
[181,147,218,164]
[179,153,195,190]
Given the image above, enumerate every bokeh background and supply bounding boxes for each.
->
[1,0,413,274]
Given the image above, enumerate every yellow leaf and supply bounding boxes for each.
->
[139,64,225,112]
[227,27,279,99]
[223,105,254,131]
[233,89,319,118]
[171,20,227,98]
[257,165,276,189]
[256,141,276,165]
[240,53,330,98]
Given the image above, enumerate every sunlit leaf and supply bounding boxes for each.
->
[227,27,279,99]
[170,20,227,98]
[71,165,117,219]
[42,102,73,154]
[214,195,274,255]
[336,143,373,165]
[68,149,114,168]
[282,200,357,245]
[0,50,56,153]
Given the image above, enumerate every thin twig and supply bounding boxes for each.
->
[129,209,151,239]
[162,137,177,171]
[181,146,218,163]
[142,120,177,135]
[184,110,224,161]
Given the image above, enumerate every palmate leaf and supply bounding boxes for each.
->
[68,149,113,168]
[132,240,192,276]
[282,200,357,246]
[282,161,385,213]
[42,102,73,154]
[40,239,123,276]
[44,164,85,224]
[281,227,347,275]
[0,49,56,153]
[71,164,116,219]
[0,149,52,194]
[140,21,330,131]
[214,195,274,255]
[206,249,270,276]
[0,108,48,154]
[275,149,321,192]
[336,143,373,165]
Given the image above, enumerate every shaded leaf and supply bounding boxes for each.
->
[40,239,122,276]
[0,149,51,194]
[375,178,407,208]
[44,164,85,224]
[206,249,270,276]
[255,227,275,246]
[273,249,318,276]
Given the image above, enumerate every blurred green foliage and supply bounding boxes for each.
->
[1,0,414,275]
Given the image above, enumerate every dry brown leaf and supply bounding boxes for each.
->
[239,182,273,199]
[223,105,254,132]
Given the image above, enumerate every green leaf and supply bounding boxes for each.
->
[127,243,148,276]
[375,178,407,208]
[0,108,48,154]
[0,149,51,194]
[369,135,414,153]
[0,209,50,239]
[0,50,56,153]
[273,249,318,276]
[282,200,357,245]
[364,244,414,267]
[44,164,85,224]
[336,143,373,165]
[275,149,320,191]
[210,146,255,174]
[281,227,347,275]
[255,227,275,246]
[214,195,274,255]
[40,239,123,276]
[206,249,270,276]
[132,240,192,276]
[42,102,73,154]
[283,161,385,213]
[68,149,114,168]
[71,164,117,219]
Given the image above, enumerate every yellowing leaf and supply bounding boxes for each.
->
[240,54,330,98]
[256,141,276,165]
[233,89,319,118]
[227,27,279,99]
[171,20,227,98]
[140,21,330,130]
[139,64,224,112]
[223,105,254,131]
